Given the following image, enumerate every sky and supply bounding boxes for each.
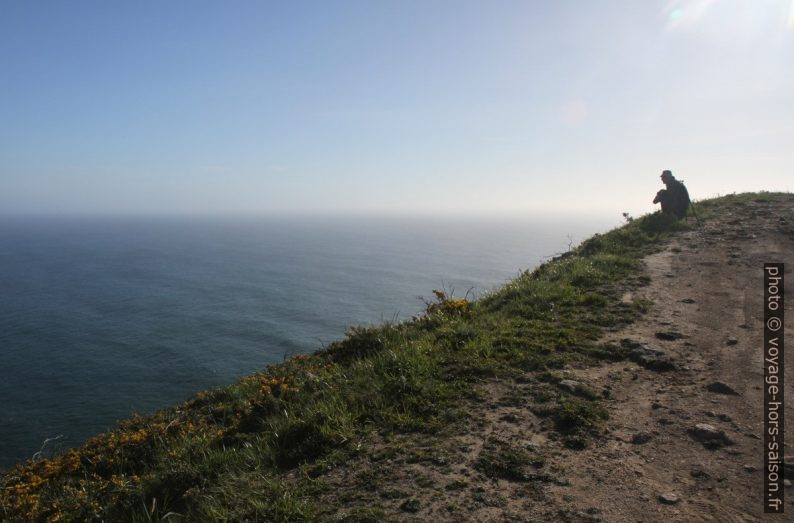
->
[1,0,792,216]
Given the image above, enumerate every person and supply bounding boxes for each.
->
[653,170,690,219]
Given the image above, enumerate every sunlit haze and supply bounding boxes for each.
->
[1,0,791,217]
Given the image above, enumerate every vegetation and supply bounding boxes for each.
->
[1,193,783,521]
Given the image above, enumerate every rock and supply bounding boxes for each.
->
[690,423,718,438]
[681,298,696,304]
[559,379,582,393]
[785,479,792,488]
[784,456,794,475]
[622,340,677,372]
[690,466,709,479]
[632,432,653,445]
[744,465,757,473]
[706,382,740,396]
[655,331,685,341]
[689,423,735,449]
[726,337,738,346]
[659,492,679,505]
[499,413,519,423]
[399,499,421,513]
[558,379,596,399]
[717,414,733,422]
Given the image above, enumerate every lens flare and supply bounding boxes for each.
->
[788,0,794,28]
[669,7,683,21]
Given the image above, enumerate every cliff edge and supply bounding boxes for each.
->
[1,192,791,521]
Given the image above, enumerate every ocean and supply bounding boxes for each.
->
[0,213,615,469]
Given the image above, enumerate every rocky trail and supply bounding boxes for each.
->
[321,196,793,522]
[520,197,794,521]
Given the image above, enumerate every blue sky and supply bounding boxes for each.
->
[1,0,792,215]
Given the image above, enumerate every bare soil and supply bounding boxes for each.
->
[321,198,793,522]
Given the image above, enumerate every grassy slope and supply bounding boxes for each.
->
[0,193,783,522]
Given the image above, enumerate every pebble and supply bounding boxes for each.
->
[659,492,680,505]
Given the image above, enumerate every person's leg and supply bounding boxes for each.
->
[659,194,671,214]
[654,189,668,210]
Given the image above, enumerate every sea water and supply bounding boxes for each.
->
[0,213,616,469]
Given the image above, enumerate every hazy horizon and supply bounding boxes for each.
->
[2,1,792,217]
[0,207,622,220]
[0,209,616,468]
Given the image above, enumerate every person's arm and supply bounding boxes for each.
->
[653,189,665,204]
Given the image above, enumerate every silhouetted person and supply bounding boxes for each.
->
[653,170,690,219]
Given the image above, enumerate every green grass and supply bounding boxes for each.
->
[2,193,787,522]
[475,437,544,482]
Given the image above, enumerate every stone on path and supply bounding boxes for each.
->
[655,331,685,341]
[622,340,676,372]
[689,423,735,449]
[705,382,740,396]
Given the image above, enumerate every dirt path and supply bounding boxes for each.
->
[321,197,793,522]
[521,197,794,522]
